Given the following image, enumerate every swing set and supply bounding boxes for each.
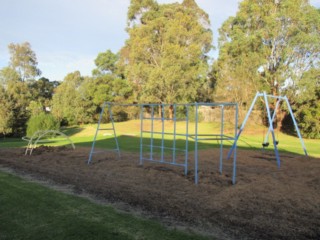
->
[228,92,308,167]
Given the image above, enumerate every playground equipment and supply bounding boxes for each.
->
[227,92,308,167]
[88,102,239,184]
[88,102,120,162]
[23,130,75,155]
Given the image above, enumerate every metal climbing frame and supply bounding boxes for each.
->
[139,103,190,176]
[140,102,239,184]
[88,102,239,184]
[227,92,308,168]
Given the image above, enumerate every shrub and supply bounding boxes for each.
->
[26,112,60,137]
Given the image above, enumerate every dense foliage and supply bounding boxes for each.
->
[0,1,319,138]
[26,112,60,137]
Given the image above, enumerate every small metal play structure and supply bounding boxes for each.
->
[88,102,239,184]
[228,92,308,167]
[23,130,75,155]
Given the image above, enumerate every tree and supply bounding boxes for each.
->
[0,67,21,87]
[0,86,14,137]
[291,67,320,138]
[8,42,41,81]
[26,112,60,137]
[120,0,213,116]
[5,79,32,136]
[216,0,320,108]
[92,50,119,75]
[51,71,95,125]
[51,71,82,125]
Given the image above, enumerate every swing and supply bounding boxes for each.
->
[262,128,269,148]
[261,122,279,148]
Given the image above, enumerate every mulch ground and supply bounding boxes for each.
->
[0,146,319,240]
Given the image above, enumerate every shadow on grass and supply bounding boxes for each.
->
[75,135,308,159]
[0,134,310,159]
[60,126,85,136]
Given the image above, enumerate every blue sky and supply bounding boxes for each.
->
[0,0,319,81]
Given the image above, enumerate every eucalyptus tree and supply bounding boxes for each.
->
[0,86,14,137]
[120,0,213,116]
[0,67,21,87]
[8,42,41,81]
[292,67,320,138]
[51,71,89,125]
[216,0,320,108]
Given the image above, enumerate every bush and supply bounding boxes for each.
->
[26,112,60,137]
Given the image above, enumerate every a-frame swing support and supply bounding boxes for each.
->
[227,92,308,167]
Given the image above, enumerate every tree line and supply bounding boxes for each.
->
[0,0,319,138]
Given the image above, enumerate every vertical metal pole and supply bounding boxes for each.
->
[173,104,177,164]
[151,105,154,160]
[139,104,144,165]
[195,103,199,184]
[161,103,165,162]
[264,99,280,144]
[219,105,224,174]
[227,92,261,159]
[109,104,121,158]
[263,92,281,168]
[88,102,106,164]
[232,103,238,185]
[185,105,189,176]
[284,96,308,156]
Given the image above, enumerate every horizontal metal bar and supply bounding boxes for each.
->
[188,134,231,137]
[188,135,235,141]
[142,131,187,137]
[142,117,175,121]
[92,149,119,154]
[141,158,186,167]
[98,128,114,130]
[264,94,286,100]
[142,144,187,152]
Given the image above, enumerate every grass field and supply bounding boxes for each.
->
[0,171,209,240]
[1,120,319,157]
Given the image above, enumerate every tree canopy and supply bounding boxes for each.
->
[216,0,320,107]
[121,0,213,104]
[8,42,41,81]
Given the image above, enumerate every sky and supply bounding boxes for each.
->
[0,0,319,81]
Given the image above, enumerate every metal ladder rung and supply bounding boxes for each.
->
[98,128,113,130]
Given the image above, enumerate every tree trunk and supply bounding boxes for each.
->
[169,105,174,120]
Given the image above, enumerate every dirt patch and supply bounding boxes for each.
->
[0,146,319,240]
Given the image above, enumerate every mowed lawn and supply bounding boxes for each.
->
[2,120,319,157]
[0,171,209,240]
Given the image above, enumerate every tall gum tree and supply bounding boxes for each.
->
[8,42,41,81]
[216,0,320,111]
[120,0,213,117]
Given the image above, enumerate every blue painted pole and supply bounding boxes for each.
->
[264,99,280,144]
[151,105,154,160]
[139,104,143,165]
[263,92,281,168]
[173,104,177,163]
[108,104,121,158]
[284,96,308,156]
[219,105,224,174]
[185,105,189,175]
[161,103,165,162]
[232,103,239,185]
[88,102,106,164]
[227,92,262,159]
[195,103,199,184]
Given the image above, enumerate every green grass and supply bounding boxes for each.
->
[0,171,209,240]
[1,120,319,157]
